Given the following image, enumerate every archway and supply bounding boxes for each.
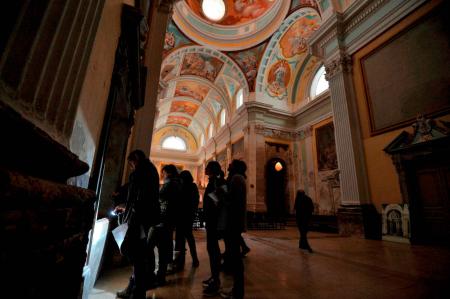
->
[266,158,288,219]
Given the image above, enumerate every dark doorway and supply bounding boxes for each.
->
[408,155,450,244]
[266,158,288,220]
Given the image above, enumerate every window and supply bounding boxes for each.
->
[236,88,244,109]
[220,109,226,127]
[161,136,187,151]
[200,133,205,147]
[208,123,214,139]
[310,66,329,99]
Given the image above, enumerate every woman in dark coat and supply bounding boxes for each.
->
[202,161,226,296]
[114,150,160,299]
[174,170,200,269]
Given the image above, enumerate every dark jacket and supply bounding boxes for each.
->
[125,160,161,231]
[178,181,199,225]
[159,176,182,227]
[203,175,227,229]
[294,192,314,225]
[227,173,247,233]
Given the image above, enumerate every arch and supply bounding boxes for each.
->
[167,76,231,118]
[158,96,218,130]
[162,45,250,99]
[157,111,208,137]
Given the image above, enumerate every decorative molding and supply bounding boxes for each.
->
[309,0,428,59]
[343,0,388,35]
[254,124,295,140]
[324,54,352,80]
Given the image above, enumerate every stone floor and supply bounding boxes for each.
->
[90,227,450,299]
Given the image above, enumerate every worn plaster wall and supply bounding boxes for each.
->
[69,0,129,187]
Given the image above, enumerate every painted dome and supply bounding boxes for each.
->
[172,0,290,51]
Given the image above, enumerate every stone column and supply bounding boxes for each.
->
[325,54,377,238]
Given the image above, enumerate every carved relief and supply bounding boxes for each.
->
[324,54,352,80]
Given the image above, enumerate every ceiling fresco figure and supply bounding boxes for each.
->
[228,43,266,91]
[167,115,192,127]
[180,53,224,82]
[186,0,275,25]
[174,81,210,102]
[280,14,321,58]
[267,60,291,98]
[170,101,200,116]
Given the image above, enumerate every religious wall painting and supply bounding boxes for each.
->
[167,115,192,127]
[315,122,338,171]
[228,43,266,91]
[170,101,199,116]
[267,59,291,98]
[290,0,320,13]
[174,81,210,102]
[180,53,224,82]
[280,13,321,58]
[186,0,275,26]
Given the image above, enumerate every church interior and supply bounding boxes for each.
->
[1,0,449,298]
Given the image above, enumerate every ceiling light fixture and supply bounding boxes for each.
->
[201,0,226,22]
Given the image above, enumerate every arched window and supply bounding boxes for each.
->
[236,88,244,109]
[200,133,205,147]
[161,136,187,151]
[310,65,329,99]
[220,109,226,127]
[208,123,214,139]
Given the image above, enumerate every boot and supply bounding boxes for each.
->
[117,276,134,298]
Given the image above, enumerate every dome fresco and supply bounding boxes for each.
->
[185,0,275,26]
[154,1,327,151]
[172,0,290,51]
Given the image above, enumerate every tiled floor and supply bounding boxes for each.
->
[90,227,450,299]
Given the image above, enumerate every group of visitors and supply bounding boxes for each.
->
[113,150,250,299]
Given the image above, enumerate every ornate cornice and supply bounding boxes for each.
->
[254,124,296,140]
[325,54,352,80]
[309,0,424,58]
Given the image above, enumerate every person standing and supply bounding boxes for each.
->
[294,189,314,253]
[174,170,200,270]
[115,150,161,299]
[152,164,181,285]
[221,160,247,299]
[202,161,226,296]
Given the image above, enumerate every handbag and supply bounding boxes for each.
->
[112,223,129,254]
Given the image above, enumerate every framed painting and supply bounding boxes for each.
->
[313,120,337,172]
[355,3,450,135]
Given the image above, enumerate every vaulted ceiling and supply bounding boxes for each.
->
[153,0,341,154]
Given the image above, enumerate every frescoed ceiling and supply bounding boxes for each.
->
[185,0,275,26]
[256,7,322,105]
[153,1,337,154]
